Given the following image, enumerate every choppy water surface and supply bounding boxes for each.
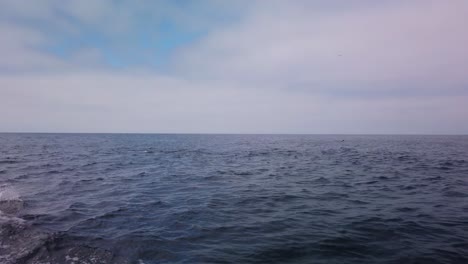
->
[1,134,468,263]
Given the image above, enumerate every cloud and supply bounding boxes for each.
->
[0,22,106,71]
[0,1,467,133]
[0,0,248,71]
[175,0,468,95]
[1,72,467,134]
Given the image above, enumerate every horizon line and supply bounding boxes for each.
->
[1,132,467,136]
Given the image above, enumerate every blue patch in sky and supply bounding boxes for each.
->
[151,20,204,68]
[37,15,204,70]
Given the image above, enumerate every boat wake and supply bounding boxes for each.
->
[0,184,128,264]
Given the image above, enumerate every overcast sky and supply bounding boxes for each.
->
[1,0,467,134]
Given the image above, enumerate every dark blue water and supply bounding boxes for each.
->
[1,134,468,263]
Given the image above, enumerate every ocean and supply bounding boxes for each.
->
[0,134,467,263]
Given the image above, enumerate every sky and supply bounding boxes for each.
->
[0,0,467,134]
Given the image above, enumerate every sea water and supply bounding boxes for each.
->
[0,134,467,263]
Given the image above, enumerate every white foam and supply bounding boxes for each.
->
[0,187,20,201]
[0,184,23,215]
